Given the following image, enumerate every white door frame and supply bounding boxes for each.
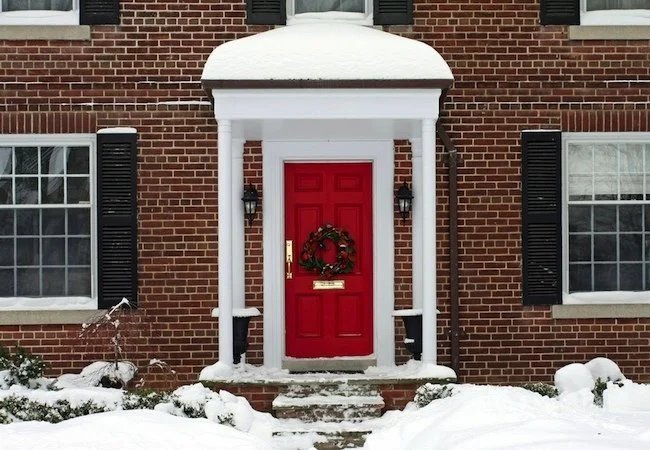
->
[262,140,395,369]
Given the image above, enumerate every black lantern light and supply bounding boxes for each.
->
[242,184,259,226]
[395,182,413,223]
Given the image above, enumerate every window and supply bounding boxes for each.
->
[0,136,95,309]
[581,0,650,25]
[288,0,372,24]
[0,0,78,25]
[564,134,650,302]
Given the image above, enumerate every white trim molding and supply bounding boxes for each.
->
[263,140,395,369]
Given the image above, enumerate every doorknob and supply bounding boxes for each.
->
[286,240,293,279]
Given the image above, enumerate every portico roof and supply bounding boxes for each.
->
[202,22,453,89]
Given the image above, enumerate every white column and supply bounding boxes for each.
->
[421,119,437,364]
[232,139,245,310]
[217,119,234,368]
[410,138,423,311]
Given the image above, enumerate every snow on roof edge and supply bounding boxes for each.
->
[97,127,138,134]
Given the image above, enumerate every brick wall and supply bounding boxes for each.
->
[1,0,650,387]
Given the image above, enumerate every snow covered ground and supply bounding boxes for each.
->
[2,358,650,449]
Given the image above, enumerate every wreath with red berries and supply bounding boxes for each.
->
[299,224,356,279]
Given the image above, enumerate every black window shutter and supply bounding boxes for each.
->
[521,131,562,306]
[97,132,138,309]
[540,0,580,25]
[247,0,286,25]
[374,0,413,25]
[80,0,120,25]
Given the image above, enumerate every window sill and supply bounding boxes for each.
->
[552,304,650,319]
[0,309,103,325]
[569,25,650,40]
[0,25,90,41]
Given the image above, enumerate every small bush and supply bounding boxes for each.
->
[0,346,10,370]
[0,395,112,423]
[123,390,170,410]
[414,383,455,408]
[592,378,607,407]
[521,383,559,398]
[10,347,47,386]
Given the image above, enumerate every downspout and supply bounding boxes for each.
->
[437,89,461,379]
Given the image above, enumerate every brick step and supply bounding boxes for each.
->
[281,382,379,398]
[272,420,376,450]
[273,394,384,422]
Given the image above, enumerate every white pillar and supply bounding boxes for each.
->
[421,119,437,364]
[217,119,234,368]
[410,138,423,311]
[232,139,245,310]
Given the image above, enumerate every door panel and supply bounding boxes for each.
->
[285,162,373,358]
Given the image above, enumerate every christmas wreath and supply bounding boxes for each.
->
[299,224,356,279]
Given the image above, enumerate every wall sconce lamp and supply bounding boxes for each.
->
[395,182,413,224]
[242,184,259,226]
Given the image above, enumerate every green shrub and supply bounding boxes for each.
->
[10,347,47,386]
[0,395,112,424]
[521,382,559,398]
[123,390,170,410]
[414,383,455,408]
[0,346,10,370]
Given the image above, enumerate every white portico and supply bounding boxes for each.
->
[199,23,453,378]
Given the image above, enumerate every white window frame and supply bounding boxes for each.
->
[580,0,650,26]
[0,134,97,311]
[0,0,79,26]
[287,0,373,26]
[562,132,650,305]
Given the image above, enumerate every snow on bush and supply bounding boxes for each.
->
[585,357,624,382]
[554,362,596,394]
[413,383,455,407]
[155,383,255,431]
[521,382,558,398]
[603,379,650,412]
[0,346,47,388]
[56,361,137,389]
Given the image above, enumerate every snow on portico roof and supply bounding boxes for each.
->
[202,23,453,88]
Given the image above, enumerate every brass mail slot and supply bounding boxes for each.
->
[313,280,345,290]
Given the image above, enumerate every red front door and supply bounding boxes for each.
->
[285,162,373,358]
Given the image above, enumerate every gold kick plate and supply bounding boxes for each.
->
[285,240,293,279]
[313,280,345,290]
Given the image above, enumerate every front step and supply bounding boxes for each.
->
[273,393,384,422]
[272,419,376,450]
[272,381,384,448]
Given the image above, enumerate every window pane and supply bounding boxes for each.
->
[66,147,89,174]
[42,177,64,204]
[42,238,65,265]
[594,144,617,172]
[619,143,643,174]
[0,178,14,205]
[68,267,90,296]
[594,264,617,291]
[16,209,39,235]
[570,235,592,262]
[68,209,90,235]
[0,269,14,296]
[295,0,365,14]
[42,209,65,235]
[0,210,12,235]
[67,237,90,265]
[16,268,39,296]
[620,264,643,290]
[569,206,592,232]
[594,234,617,261]
[620,234,642,261]
[16,238,39,266]
[0,178,11,204]
[620,175,643,200]
[3,0,73,11]
[569,174,593,201]
[594,206,617,232]
[40,147,64,175]
[619,205,642,231]
[0,238,13,266]
[568,144,592,174]
[587,0,649,11]
[42,268,65,296]
[569,264,592,292]
[15,147,38,175]
[594,174,617,200]
[67,177,90,204]
[15,177,38,204]
[0,147,11,175]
